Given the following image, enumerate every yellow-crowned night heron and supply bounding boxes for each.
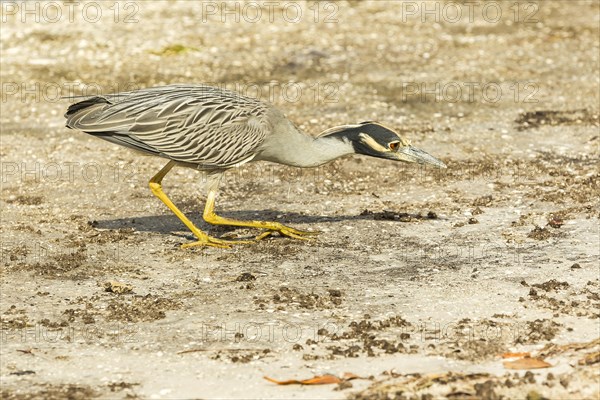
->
[65,84,446,248]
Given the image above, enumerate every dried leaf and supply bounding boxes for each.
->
[503,357,552,370]
[264,374,342,385]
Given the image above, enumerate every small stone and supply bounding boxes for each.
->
[103,281,133,294]
[236,273,256,282]
[526,391,544,400]
[524,371,536,384]
[547,217,563,228]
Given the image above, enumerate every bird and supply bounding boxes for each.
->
[65,84,446,248]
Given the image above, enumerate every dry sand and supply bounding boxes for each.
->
[1,1,599,399]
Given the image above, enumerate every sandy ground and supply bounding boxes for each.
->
[1,1,599,399]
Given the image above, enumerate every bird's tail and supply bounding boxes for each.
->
[64,96,110,120]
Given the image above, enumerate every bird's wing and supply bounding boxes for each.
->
[65,85,273,168]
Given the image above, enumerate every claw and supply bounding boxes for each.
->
[182,230,253,249]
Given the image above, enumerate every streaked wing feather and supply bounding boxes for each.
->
[93,132,162,156]
[65,85,272,168]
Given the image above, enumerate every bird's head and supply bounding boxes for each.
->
[327,121,447,168]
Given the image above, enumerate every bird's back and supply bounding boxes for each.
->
[65,84,276,169]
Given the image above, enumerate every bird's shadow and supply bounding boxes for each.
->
[94,209,437,236]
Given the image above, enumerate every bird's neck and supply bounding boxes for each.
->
[258,125,356,168]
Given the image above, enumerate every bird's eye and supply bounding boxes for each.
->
[389,142,400,151]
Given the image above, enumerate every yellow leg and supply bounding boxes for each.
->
[202,186,319,241]
[149,162,247,249]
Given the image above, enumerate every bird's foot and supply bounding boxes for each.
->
[181,230,252,249]
[255,223,320,241]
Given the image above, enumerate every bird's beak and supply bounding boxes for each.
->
[396,146,447,168]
